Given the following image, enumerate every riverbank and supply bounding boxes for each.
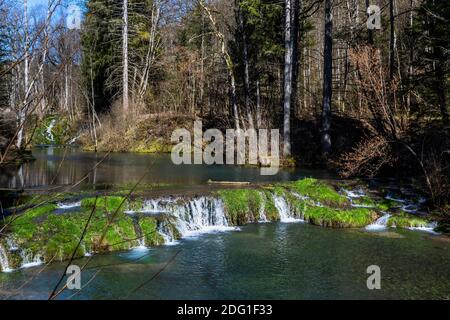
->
[0,178,441,273]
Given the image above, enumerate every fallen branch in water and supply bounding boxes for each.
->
[207,180,250,186]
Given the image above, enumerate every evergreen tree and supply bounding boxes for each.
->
[412,0,450,126]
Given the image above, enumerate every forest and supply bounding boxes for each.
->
[2,0,448,214]
[0,0,449,300]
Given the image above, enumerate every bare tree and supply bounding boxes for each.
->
[198,0,239,129]
[321,0,333,156]
[283,0,300,157]
[122,0,129,112]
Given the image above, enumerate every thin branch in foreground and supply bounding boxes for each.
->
[48,196,98,300]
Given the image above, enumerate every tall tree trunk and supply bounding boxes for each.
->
[365,0,373,45]
[389,0,395,80]
[321,0,333,156]
[291,0,301,117]
[283,0,298,157]
[17,0,29,150]
[199,14,205,114]
[238,3,254,129]
[90,55,98,152]
[122,0,129,112]
[199,0,239,129]
[256,80,261,128]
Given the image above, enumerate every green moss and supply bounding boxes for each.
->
[139,217,165,246]
[130,139,172,153]
[286,178,349,208]
[217,189,262,225]
[32,115,72,145]
[387,213,429,228]
[262,190,280,221]
[81,196,126,212]
[351,196,377,208]
[4,202,142,264]
[7,204,57,242]
[82,209,137,252]
[302,206,378,228]
[127,198,144,211]
[376,199,400,211]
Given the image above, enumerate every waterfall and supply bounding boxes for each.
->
[168,197,236,238]
[401,204,419,214]
[258,192,268,223]
[20,251,43,269]
[342,188,374,208]
[408,222,439,234]
[272,195,302,223]
[365,214,392,231]
[57,201,81,210]
[342,188,365,198]
[385,193,406,203]
[46,119,56,143]
[141,198,171,214]
[0,244,12,273]
[134,197,237,243]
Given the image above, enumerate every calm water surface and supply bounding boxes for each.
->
[0,147,334,189]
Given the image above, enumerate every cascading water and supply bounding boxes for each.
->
[165,197,236,239]
[57,201,81,210]
[365,214,392,231]
[342,188,374,208]
[46,119,56,143]
[408,221,439,234]
[1,189,441,273]
[20,251,43,269]
[0,244,12,273]
[272,195,302,223]
[258,192,268,223]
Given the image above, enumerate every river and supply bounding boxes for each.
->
[0,147,334,189]
[0,148,449,300]
[1,222,449,299]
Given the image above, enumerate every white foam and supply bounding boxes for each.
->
[342,188,365,198]
[0,245,13,273]
[408,222,439,234]
[258,192,268,223]
[385,194,407,203]
[401,205,419,214]
[272,195,304,223]
[57,201,81,209]
[365,214,392,231]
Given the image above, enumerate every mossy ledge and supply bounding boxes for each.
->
[0,197,178,271]
[386,213,429,228]
[0,178,438,272]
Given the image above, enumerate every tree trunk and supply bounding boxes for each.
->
[365,0,373,45]
[199,0,239,129]
[389,0,395,80]
[321,0,333,156]
[238,3,254,129]
[122,0,129,112]
[283,0,296,157]
[17,0,29,150]
[256,80,262,128]
[291,0,301,117]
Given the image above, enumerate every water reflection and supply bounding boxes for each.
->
[2,147,335,189]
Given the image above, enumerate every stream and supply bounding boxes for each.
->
[0,147,449,300]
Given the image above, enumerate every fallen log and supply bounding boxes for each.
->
[207,180,250,186]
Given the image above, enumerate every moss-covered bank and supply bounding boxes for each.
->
[0,178,439,272]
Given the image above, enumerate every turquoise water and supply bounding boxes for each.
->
[1,222,449,300]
